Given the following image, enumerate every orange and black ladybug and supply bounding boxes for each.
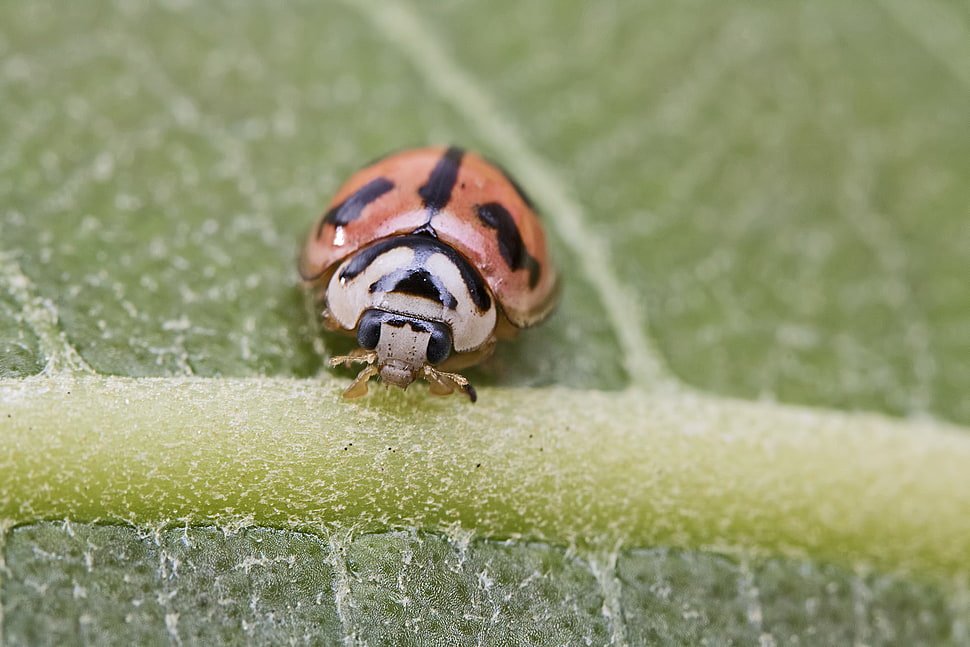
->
[300,146,558,401]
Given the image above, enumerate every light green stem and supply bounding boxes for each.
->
[2,375,968,583]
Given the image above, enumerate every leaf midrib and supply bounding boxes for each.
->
[2,374,968,586]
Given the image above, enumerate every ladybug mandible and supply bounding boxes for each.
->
[300,146,558,402]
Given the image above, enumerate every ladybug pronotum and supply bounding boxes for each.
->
[299,146,558,402]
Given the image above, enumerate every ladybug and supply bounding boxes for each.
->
[299,146,559,402]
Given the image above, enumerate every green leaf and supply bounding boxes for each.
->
[2,0,969,645]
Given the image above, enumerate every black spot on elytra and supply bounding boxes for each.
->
[340,235,491,311]
[475,202,541,288]
[317,177,394,237]
[418,146,464,212]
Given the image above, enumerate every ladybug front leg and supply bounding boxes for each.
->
[342,364,379,399]
[330,349,379,398]
[423,366,477,403]
[329,348,377,368]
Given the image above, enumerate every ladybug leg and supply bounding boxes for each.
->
[329,348,377,368]
[423,366,477,403]
[424,368,455,397]
[343,364,379,399]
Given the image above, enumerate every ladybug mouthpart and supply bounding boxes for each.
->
[378,359,418,389]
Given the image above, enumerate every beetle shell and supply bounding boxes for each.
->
[300,146,558,400]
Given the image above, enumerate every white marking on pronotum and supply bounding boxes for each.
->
[0,252,94,375]
[349,0,674,388]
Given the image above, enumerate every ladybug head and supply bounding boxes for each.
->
[356,309,452,388]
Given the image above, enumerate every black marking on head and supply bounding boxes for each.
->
[317,177,394,237]
[368,268,459,309]
[490,159,536,210]
[386,317,430,333]
[340,235,492,311]
[418,146,464,212]
[475,202,541,288]
[372,312,432,334]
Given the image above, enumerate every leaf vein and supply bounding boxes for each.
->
[326,530,366,647]
[588,550,629,647]
[0,253,94,376]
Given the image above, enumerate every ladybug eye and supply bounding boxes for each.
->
[356,309,383,350]
[426,325,452,365]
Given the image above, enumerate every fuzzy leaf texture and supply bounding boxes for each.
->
[1,0,969,645]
